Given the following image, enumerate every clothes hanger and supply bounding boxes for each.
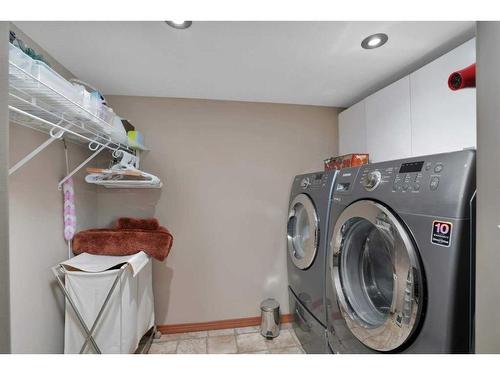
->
[85,151,162,188]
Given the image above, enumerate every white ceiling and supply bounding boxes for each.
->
[14,21,475,107]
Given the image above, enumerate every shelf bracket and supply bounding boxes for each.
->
[9,126,66,175]
[58,142,110,190]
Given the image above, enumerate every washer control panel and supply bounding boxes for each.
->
[359,158,446,193]
[339,150,475,218]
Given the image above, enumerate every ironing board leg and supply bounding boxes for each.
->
[52,266,101,354]
[79,264,128,354]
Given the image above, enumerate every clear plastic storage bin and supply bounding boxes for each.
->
[73,84,104,129]
[31,60,79,104]
[9,44,77,113]
[98,105,115,124]
[8,43,129,148]
[110,115,128,145]
[9,43,32,72]
[73,84,96,115]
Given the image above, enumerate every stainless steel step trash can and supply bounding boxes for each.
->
[260,298,280,339]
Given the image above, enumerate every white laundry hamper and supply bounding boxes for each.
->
[58,252,155,354]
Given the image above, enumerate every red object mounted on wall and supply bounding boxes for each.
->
[448,63,476,91]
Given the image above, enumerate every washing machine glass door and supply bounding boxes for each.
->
[287,194,319,270]
[329,200,423,352]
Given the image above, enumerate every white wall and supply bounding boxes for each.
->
[339,38,476,162]
[100,96,339,325]
[338,101,365,155]
[365,76,412,162]
[410,39,476,156]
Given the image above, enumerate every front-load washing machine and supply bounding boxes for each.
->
[287,170,337,353]
[325,150,475,353]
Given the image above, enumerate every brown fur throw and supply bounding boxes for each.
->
[117,217,159,231]
[72,218,173,261]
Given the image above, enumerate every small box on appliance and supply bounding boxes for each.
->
[324,153,369,171]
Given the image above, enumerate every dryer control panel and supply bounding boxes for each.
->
[333,168,359,195]
[300,172,330,191]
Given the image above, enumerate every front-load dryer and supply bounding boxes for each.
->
[325,150,475,353]
[287,170,337,353]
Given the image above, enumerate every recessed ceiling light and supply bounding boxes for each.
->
[165,21,193,29]
[361,33,388,49]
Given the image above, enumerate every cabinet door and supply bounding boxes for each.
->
[365,76,412,162]
[410,39,476,157]
[338,101,366,155]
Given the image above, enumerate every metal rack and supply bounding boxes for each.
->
[8,59,134,188]
[52,263,128,354]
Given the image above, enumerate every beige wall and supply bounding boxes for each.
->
[9,127,99,353]
[103,96,339,324]
[8,22,339,346]
[0,21,11,353]
[476,22,500,353]
[8,24,99,353]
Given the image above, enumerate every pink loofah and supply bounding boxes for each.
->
[62,177,76,241]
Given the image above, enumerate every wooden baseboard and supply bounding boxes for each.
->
[158,314,294,334]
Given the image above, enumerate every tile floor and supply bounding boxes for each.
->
[148,323,305,354]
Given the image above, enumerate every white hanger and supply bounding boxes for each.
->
[85,151,162,189]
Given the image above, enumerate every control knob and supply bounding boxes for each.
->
[300,177,311,189]
[363,170,382,191]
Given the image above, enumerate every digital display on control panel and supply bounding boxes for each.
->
[336,183,350,192]
[399,161,424,173]
[315,173,323,180]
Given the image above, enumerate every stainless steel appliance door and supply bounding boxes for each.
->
[287,194,319,270]
[329,200,424,352]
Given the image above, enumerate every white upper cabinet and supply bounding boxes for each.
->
[410,39,476,157]
[365,77,412,162]
[338,38,476,162]
[338,101,367,155]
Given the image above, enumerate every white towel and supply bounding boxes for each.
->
[60,251,150,277]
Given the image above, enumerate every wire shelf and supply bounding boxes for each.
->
[8,61,133,154]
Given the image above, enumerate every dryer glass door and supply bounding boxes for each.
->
[287,194,319,270]
[329,200,424,352]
